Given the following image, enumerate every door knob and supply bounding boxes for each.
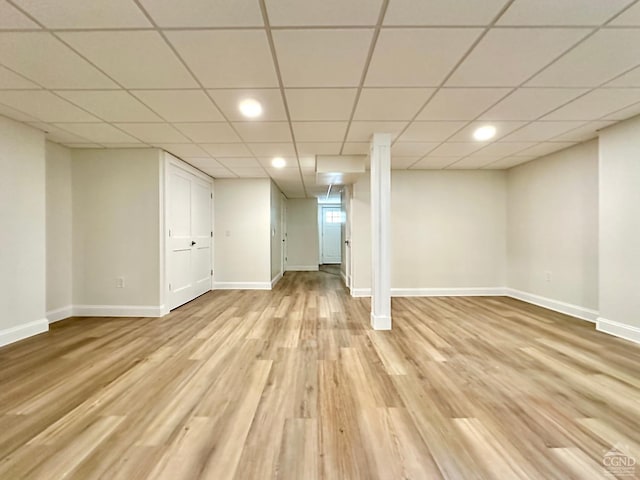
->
[191,241,196,246]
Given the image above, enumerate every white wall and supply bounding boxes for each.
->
[0,116,47,346]
[351,171,506,294]
[213,178,271,287]
[598,116,640,342]
[46,141,73,320]
[72,149,162,312]
[507,141,599,320]
[270,181,284,283]
[286,199,319,271]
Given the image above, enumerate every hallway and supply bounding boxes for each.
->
[0,271,639,479]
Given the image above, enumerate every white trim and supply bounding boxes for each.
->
[351,288,371,297]
[0,318,48,348]
[47,306,73,323]
[597,318,640,345]
[73,305,166,317]
[505,289,598,323]
[213,282,272,290]
[285,265,319,271]
[393,287,506,297]
[371,313,391,330]
[341,270,349,287]
[271,271,283,288]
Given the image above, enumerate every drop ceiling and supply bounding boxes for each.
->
[1,0,640,198]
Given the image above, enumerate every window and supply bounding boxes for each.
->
[325,210,344,224]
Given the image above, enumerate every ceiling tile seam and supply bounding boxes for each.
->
[396,0,521,170]
[338,0,390,155]
[130,0,258,180]
[606,0,640,25]
[259,0,308,198]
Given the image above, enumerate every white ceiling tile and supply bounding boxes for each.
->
[256,157,298,169]
[0,66,39,89]
[202,143,253,157]
[208,89,286,122]
[342,142,369,154]
[411,157,459,169]
[248,143,297,157]
[0,32,118,89]
[468,142,536,157]
[447,28,590,87]
[173,123,240,143]
[346,121,408,142]
[367,29,482,87]
[266,167,300,179]
[603,101,640,121]
[14,0,151,28]
[606,66,640,87]
[167,30,277,88]
[528,30,640,87]
[609,2,640,25]
[497,0,633,26]
[55,90,162,122]
[398,121,466,142]
[542,88,640,120]
[29,122,92,143]
[550,120,614,141]
[0,1,39,28]
[59,31,196,88]
[0,90,99,122]
[417,88,511,121]
[139,0,263,27]
[156,144,208,158]
[391,157,420,169]
[217,157,261,168]
[483,156,537,169]
[427,142,486,156]
[293,122,347,142]
[131,90,223,122]
[448,121,526,142]
[385,0,509,25]
[515,142,577,158]
[232,122,292,143]
[286,88,357,121]
[299,156,315,169]
[446,157,497,169]
[113,123,189,143]
[52,123,139,144]
[225,167,268,178]
[62,143,103,148]
[205,169,237,178]
[100,143,149,149]
[186,157,226,170]
[354,88,434,120]
[500,121,586,141]
[266,0,382,26]
[0,102,39,122]
[391,142,439,156]
[273,29,373,87]
[296,142,342,156]
[481,88,589,120]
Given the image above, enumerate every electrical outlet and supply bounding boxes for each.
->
[116,277,125,288]
[545,271,552,283]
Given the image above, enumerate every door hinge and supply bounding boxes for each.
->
[169,283,172,291]
[168,229,172,237]
[210,193,213,199]
[211,231,213,237]
[210,269,213,276]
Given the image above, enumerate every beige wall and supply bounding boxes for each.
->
[598,115,640,337]
[46,141,73,315]
[351,176,371,291]
[72,148,162,308]
[270,182,284,282]
[507,141,599,314]
[285,199,319,270]
[0,116,47,345]
[214,178,271,285]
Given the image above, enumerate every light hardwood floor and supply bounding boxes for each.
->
[1,271,639,479]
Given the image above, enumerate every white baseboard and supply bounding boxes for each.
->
[47,305,74,323]
[351,288,371,297]
[597,318,640,345]
[213,282,272,290]
[371,313,391,330]
[505,289,598,323]
[0,318,48,348]
[285,265,319,272]
[73,305,165,317]
[271,272,283,288]
[351,287,506,298]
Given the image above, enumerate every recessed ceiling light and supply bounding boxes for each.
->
[473,125,496,141]
[239,98,262,118]
[272,157,286,168]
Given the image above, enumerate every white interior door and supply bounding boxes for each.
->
[321,206,342,264]
[168,164,212,310]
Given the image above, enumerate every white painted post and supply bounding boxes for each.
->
[370,133,392,330]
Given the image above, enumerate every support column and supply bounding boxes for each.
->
[370,133,392,330]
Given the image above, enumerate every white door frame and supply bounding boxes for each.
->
[319,204,342,264]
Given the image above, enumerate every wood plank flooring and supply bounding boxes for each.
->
[1,271,639,479]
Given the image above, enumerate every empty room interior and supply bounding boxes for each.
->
[2,0,640,478]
